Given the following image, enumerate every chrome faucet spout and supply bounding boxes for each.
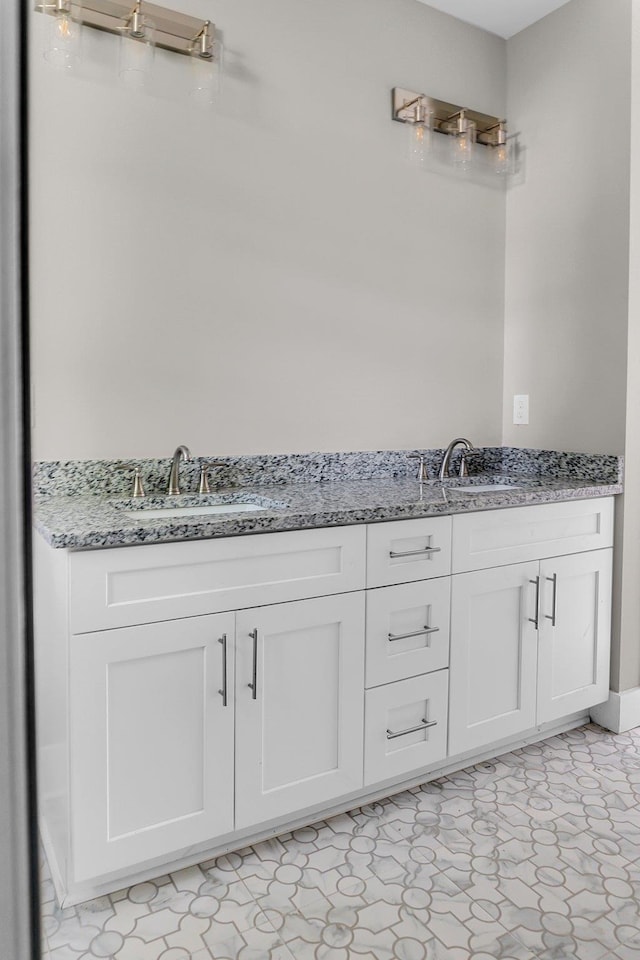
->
[167,445,192,495]
[438,437,475,482]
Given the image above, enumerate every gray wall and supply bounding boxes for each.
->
[502,0,634,694]
[502,0,631,455]
[29,0,507,461]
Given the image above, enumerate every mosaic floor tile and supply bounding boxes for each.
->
[41,723,640,960]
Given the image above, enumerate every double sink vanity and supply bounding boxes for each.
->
[32,443,623,905]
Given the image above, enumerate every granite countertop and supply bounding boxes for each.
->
[34,473,623,550]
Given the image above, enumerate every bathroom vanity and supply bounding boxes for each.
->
[33,450,620,905]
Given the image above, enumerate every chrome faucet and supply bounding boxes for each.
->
[167,445,192,495]
[439,437,475,482]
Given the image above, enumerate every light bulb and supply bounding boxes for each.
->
[492,123,511,176]
[407,98,432,168]
[43,2,81,71]
[451,113,475,171]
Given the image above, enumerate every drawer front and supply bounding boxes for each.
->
[364,671,448,786]
[365,578,450,688]
[452,497,614,573]
[69,525,366,633]
[367,517,452,587]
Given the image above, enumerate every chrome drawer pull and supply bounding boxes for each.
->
[388,625,439,643]
[217,634,228,707]
[528,576,540,629]
[248,629,258,700]
[386,718,437,740]
[545,573,558,626]
[389,546,442,559]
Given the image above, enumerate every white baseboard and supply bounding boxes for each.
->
[590,687,640,733]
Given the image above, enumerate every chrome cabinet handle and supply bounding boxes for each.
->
[528,576,540,629]
[388,625,439,643]
[387,718,437,740]
[217,634,228,707]
[389,546,442,559]
[248,629,258,700]
[545,573,558,626]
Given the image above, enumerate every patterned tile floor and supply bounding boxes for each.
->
[41,722,640,960]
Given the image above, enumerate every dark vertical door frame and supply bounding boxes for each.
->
[0,1,39,958]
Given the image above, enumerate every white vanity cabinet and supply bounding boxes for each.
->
[34,495,616,905]
[449,499,614,756]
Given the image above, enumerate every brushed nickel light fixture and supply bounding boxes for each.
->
[392,87,514,176]
[36,0,223,94]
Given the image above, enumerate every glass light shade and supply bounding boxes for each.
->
[190,38,223,106]
[43,3,82,71]
[451,114,476,170]
[492,128,513,176]
[119,18,155,90]
[406,99,432,168]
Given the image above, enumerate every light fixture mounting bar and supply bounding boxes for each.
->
[35,0,215,57]
[392,87,504,143]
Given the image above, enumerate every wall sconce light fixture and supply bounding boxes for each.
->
[36,0,222,93]
[392,88,514,176]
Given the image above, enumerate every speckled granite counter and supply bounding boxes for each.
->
[33,446,623,549]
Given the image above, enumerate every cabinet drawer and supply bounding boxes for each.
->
[367,517,452,587]
[364,671,448,786]
[452,497,614,573]
[366,579,450,688]
[69,525,366,633]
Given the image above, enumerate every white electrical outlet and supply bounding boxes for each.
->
[513,394,529,425]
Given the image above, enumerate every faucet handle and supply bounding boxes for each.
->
[459,446,481,478]
[199,461,227,495]
[408,454,429,482]
[116,463,145,498]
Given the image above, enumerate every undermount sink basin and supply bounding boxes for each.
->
[123,503,267,520]
[454,484,521,493]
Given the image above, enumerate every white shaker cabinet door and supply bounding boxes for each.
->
[449,562,539,756]
[235,594,365,830]
[537,549,612,724]
[70,613,235,881]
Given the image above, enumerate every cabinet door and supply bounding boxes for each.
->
[70,613,234,881]
[235,594,365,829]
[537,549,612,723]
[449,562,539,756]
